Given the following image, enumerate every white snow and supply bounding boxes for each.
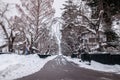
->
[112,20,120,36]
[53,0,66,17]
[51,20,62,55]
[2,0,66,18]
[0,54,57,80]
[65,56,120,74]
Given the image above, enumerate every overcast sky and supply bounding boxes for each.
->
[53,0,66,17]
[2,0,66,18]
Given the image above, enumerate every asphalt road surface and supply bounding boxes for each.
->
[17,55,120,80]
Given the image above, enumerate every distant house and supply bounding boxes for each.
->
[80,30,106,51]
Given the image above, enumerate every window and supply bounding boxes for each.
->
[89,38,96,43]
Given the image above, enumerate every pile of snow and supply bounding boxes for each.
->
[65,56,120,74]
[0,54,57,80]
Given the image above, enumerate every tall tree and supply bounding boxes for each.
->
[61,0,79,55]
[61,0,92,55]
[62,0,78,24]
[12,0,55,54]
[61,0,107,54]
[0,2,16,52]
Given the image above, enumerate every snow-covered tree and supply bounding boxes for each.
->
[86,0,120,50]
[61,0,108,55]
[12,0,55,54]
[0,2,17,52]
[62,0,78,24]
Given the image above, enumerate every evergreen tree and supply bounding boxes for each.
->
[86,0,120,28]
[62,0,78,24]
[61,0,80,55]
[61,0,92,55]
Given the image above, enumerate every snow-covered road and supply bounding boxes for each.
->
[0,54,120,80]
[17,55,120,80]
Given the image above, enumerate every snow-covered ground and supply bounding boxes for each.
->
[0,54,120,80]
[65,56,120,74]
[0,54,57,80]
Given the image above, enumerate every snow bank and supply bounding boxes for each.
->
[65,56,120,74]
[0,54,57,80]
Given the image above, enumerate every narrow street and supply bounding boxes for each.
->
[17,55,120,80]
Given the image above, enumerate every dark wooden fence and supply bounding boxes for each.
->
[71,54,78,58]
[81,53,120,65]
[0,52,10,54]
